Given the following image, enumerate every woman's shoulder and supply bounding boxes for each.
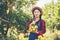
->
[41,19,45,23]
[41,19,46,26]
[28,19,33,24]
[41,19,45,25]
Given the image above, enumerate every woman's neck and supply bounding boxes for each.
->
[36,17,40,20]
[35,17,40,22]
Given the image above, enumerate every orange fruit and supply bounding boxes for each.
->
[8,4,12,8]
[14,2,16,6]
[5,0,8,2]
[30,0,34,3]
[22,2,26,6]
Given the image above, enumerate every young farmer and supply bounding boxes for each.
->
[27,7,46,40]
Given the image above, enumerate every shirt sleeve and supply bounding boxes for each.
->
[27,20,32,30]
[38,20,46,35]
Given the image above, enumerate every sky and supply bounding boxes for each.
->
[35,0,58,8]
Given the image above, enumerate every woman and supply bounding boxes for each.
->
[27,7,46,40]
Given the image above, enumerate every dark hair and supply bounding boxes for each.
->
[32,7,43,16]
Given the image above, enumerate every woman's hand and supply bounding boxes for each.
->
[29,21,36,27]
[31,21,36,25]
[29,20,39,34]
[30,19,39,25]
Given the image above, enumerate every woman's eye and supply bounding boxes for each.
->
[34,11,38,13]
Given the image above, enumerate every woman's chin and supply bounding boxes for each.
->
[35,17,39,18]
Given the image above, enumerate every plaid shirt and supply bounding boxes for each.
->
[27,19,46,35]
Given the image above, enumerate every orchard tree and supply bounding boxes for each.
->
[43,1,60,32]
[0,0,38,36]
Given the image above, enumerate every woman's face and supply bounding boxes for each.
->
[33,9,41,18]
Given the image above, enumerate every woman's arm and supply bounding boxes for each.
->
[27,20,37,29]
[27,20,32,30]
[37,20,46,35]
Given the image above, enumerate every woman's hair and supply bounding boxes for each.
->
[32,7,43,16]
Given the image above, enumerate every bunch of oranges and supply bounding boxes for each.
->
[29,24,38,32]
[38,35,47,40]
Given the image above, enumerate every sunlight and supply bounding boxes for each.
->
[35,0,58,8]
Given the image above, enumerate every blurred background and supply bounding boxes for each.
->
[0,0,60,40]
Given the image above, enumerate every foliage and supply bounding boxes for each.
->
[43,2,60,30]
[0,0,60,40]
[0,0,38,38]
